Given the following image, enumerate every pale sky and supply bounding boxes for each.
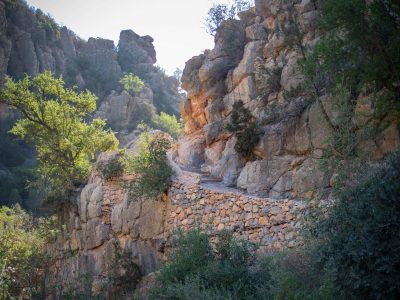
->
[26,0,230,75]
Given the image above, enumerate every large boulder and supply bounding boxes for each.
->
[221,139,244,187]
[181,54,206,97]
[292,158,331,198]
[118,29,156,68]
[255,0,282,18]
[203,121,224,145]
[237,156,293,194]
[175,133,205,168]
[85,218,110,250]
[229,41,265,91]
[223,76,257,115]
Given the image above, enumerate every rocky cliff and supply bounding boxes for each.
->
[0,0,182,129]
[175,0,400,200]
[0,0,183,206]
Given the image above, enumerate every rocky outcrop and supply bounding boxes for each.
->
[0,0,182,132]
[0,0,183,206]
[176,0,400,201]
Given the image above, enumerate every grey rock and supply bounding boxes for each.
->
[246,23,268,41]
[237,156,293,194]
[255,0,281,17]
[292,158,331,197]
[87,186,103,220]
[308,101,331,149]
[79,183,97,222]
[138,199,164,239]
[85,219,109,250]
[203,121,224,145]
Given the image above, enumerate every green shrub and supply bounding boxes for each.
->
[268,249,336,300]
[0,205,58,299]
[157,112,183,140]
[303,0,400,117]
[122,130,173,199]
[226,100,262,160]
[315,152,400,299]
[151,228,271,300]
[119,73,145,95]
[97,152,125,181]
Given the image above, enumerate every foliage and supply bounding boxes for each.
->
[315,152,400,299]
[226,100,261,160]
[127,101,159,131]
[173,68,183,83]
[156,112,183,140]
[0,72,119,203]
[318,83,379,189]
[303,0,400,117]
[204,0,254,35]
[97,151,125,181]
[0,205,58,299]
[119,73,145,95]
[122,130,173,199]
[150,228,271,300]
[269,249,335,300]
[266,66,283,93]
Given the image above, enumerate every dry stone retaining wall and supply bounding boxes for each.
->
[167,174,306,251]
[48,168,306,295]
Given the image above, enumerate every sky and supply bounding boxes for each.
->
[26,0,230,75]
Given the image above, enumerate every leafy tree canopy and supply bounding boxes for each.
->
[0,72,119,203]
[119,73,145,95]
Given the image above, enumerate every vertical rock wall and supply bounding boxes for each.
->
[176,0,400,200]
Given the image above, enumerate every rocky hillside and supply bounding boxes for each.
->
[0,0,183,206]
[175,0,400,200]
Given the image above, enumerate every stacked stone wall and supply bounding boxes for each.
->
[166,176,305,251]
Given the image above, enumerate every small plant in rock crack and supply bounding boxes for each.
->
[226,100,262,161]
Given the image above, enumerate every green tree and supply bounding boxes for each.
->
[0,72,119,203]
[119,73,145,95]
[204,0,254,36]
[226,100,261,160]
[0,204,58,299]
[122,129,173,199]
[315,152,400,299]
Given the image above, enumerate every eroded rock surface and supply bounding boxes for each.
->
[175,0,400,201]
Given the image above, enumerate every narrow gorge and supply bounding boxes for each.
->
[1,0,399,299]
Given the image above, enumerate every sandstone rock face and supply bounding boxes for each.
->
[175,132,206,168]
[174,0,399,203]
[175,1,328,200]
[175,0,399,199]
